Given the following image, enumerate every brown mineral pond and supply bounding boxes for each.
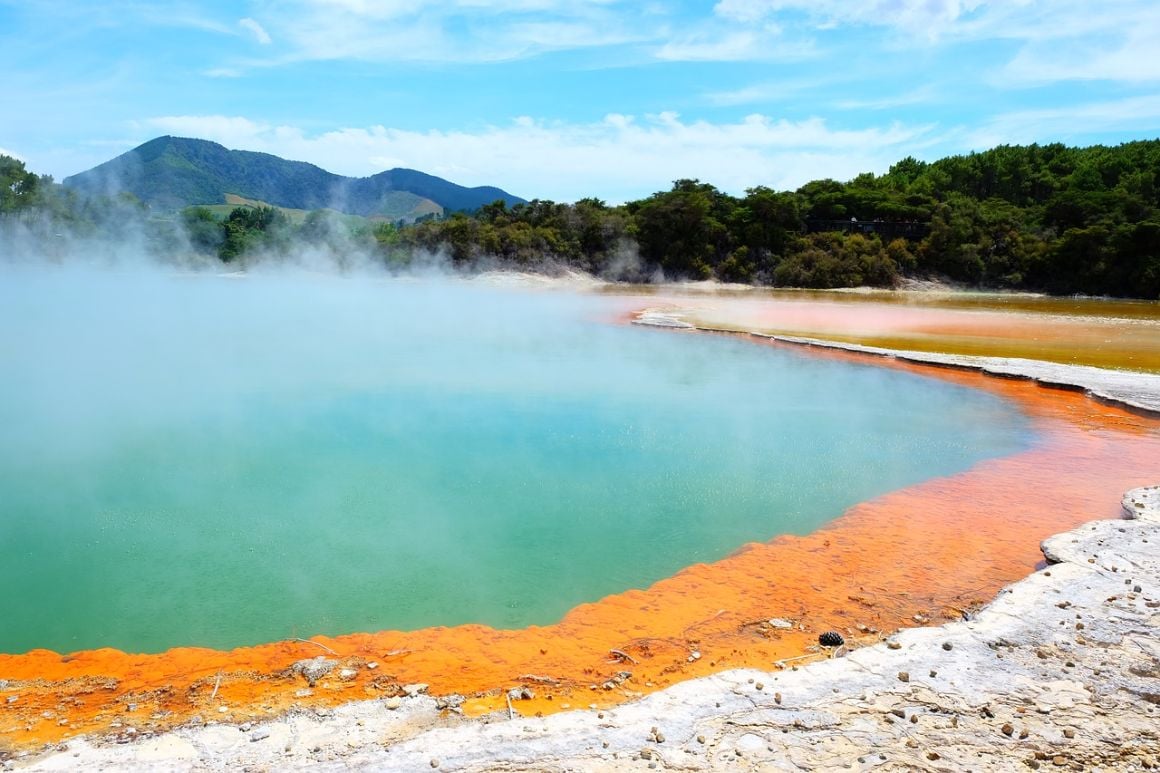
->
[622,286,1160,372]
[2,288,1159,755]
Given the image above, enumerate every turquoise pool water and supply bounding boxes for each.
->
[0,269,1032,653]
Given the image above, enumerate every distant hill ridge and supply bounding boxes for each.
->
[63,136,525,219]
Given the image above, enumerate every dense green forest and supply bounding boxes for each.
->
[4,140,1159,298]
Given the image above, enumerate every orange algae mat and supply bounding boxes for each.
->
[2,336,1159,754]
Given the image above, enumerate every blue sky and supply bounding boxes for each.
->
[2,0,1159,202]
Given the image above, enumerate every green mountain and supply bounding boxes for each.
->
[62,136,524,219]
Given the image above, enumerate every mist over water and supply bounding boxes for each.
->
[0,265,1033,654]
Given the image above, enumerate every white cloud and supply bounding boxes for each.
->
[0,146,25,162]
[239,17,272,45]
[141,112,935,202]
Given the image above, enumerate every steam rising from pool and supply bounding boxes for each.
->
[0,267,1032,654]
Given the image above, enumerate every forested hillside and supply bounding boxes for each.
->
[4,140,1159,298]
[398,141,1160,297]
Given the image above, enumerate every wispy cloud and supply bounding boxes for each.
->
[245,0,652,65]
[0,146,24,162]
[203,67,243,78]
[832,85,941,111]
[655,29,816,62]
[703,76,835,107]
[140,112,937,202]
[238,17,272,45]
[71,1,240,37]
[710,0,1160,83]
[965,95,1160,149]
[655,32,761,62]
[1000,23,1160,85]
[713,0,988,40]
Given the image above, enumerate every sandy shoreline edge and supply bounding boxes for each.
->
[9,317,1160,772]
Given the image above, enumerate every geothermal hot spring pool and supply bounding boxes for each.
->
[0,269,1033,656]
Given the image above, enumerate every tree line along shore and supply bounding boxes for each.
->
[3,140,1158,299]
